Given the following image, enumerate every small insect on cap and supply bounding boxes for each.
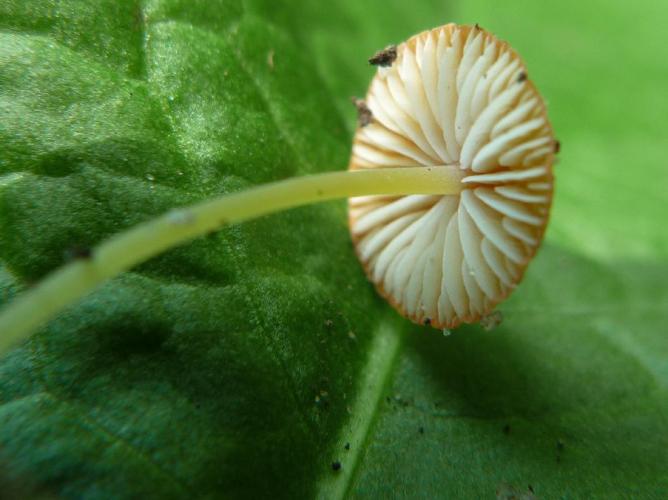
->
[349,24,556,329]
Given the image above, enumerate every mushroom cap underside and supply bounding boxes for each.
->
[348,23,556,329]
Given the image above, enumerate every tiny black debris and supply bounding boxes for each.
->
[344,442,350,451]
[556,439,565,463]
[315,392,330,410]
[351,97,373,127]
[517,71,528,83]
[331,461,342,471]
[554,140,561,154]
[64,245,92,261]
[368,45,397,67]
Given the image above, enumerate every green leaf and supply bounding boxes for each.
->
[0,1,666,498]
[352,247,668,498]
[349,1,668,497]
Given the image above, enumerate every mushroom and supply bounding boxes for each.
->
[348,24,555,328]
[0,23,555,354]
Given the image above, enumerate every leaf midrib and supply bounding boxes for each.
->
[314,320,404,499]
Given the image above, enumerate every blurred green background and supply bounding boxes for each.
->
[305,0,668,262]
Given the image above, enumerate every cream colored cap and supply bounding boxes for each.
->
[349,24,556,329]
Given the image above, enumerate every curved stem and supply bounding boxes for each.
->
[0,165,464,355]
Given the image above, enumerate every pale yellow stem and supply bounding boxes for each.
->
[0,165,464,355]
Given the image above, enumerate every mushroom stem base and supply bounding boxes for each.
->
[0,165,463,355]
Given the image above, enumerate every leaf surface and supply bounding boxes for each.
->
[0,0,666,498]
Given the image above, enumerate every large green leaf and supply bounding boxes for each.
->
[350,1,668,497]
[0,0,666,498]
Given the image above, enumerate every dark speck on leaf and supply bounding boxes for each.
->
[315,390,330,409]
[554,140,561,154]
[64,245,92,262]
[517,71,528,83]
[368,45,397,67]
[344,442,350,451]
[556,439,565,463]
[351,97,373,127]
[418,426,424,434]
[331,461,341,471]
